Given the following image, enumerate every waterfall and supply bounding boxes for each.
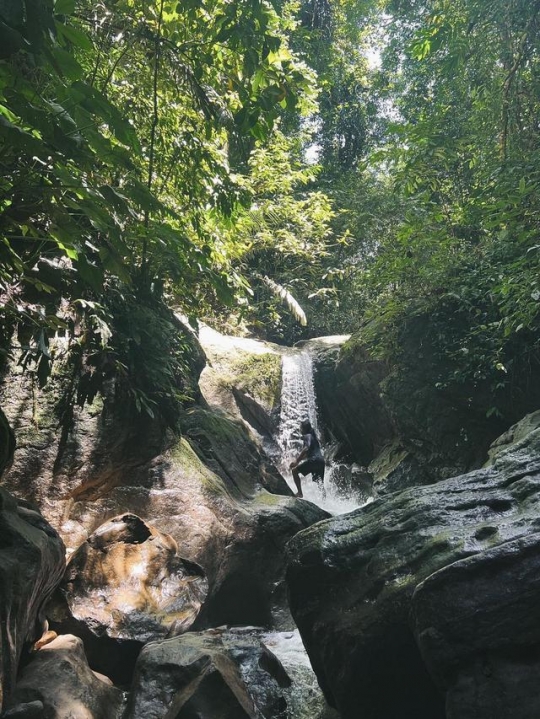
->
[277,350,319,460]
[276,346,365,515]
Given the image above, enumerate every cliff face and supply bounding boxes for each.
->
[313,332,517,493]
[0,329,331,717]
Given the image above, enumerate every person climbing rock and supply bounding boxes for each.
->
[290,419,325,498]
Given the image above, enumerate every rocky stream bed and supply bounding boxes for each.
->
[1,327,540,718]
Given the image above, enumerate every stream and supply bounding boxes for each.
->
[264,339,368,719]
[199,327,369,718]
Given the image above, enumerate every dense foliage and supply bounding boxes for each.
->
[353,0,540,423]
[0,0,319,422]
[1,0,540,430]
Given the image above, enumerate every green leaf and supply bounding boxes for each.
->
[56,21,93,52]
[0,115,44,155]
[75,256,104,293]
[70,81,141,151]
[47,45,84,80]
[0,18,27,57]
[37,354,51,388]
[54,0,75,14]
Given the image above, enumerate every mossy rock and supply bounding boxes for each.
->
[181,406,290,498]
[218,351,282,411]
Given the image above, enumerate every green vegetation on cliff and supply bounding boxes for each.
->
[1,0,540,434]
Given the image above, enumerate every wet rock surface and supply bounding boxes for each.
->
[47,514,207,683]
[313,334,511,488]
[1,358,320,633]
[0,489,65,712]
[286,418,540,719]
[412,532,540,719]
[5,634,124,719]
[313,339,393,465]
[182,407,291,498]
[124,629,291,719]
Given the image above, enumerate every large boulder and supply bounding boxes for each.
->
[286,418,540,719]
[181,407,290,497]
[313,330,515,488]
[411,533,540,719]
[313,338,393,465]
[197,326,283,444]
[124,629,291,719]
[0,489,65,712]
[5,634,124,719]
[48,514,207,684]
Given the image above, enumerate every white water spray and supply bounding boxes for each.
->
[276,347,364,515]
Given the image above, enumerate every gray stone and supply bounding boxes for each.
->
[124,629,290,719]
[485,409,540,465]
[411,532,540,719]
[286,422,540,719]
[0,489,65,712]
[367,438,431,494]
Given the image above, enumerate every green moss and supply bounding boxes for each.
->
[170,435,234,499]
[253,490,285,507]
[86,395,104,418]
[182,406,246,448]
[219,351,282,409]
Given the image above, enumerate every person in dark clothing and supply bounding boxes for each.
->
[290,419,325,498]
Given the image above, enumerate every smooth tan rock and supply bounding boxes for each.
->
[55,513,207,644]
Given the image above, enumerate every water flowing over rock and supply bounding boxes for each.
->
[262,630,339,719]
[5,634,124,719]
[286,415,540,719]
[276,340,369,514]
[124,629,291,719]
[0,488,65,712]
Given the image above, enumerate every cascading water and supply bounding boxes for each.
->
[198,327,367,718]
[276,345,365,515]
[262,343,363,718]
[262,629,339,719]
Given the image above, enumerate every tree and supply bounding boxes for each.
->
[0,0,317,420]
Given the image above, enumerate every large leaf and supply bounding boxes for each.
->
[70,81,141,151]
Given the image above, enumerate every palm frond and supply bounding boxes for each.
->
[262,276,307,326]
